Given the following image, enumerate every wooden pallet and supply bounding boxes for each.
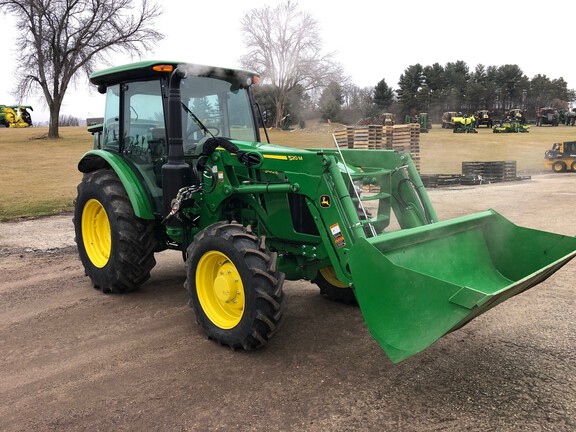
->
[421,174,463,187]
[333,128,349,148]
[462,161,518,182]
[352,127,369,149]
[332,124,421,171]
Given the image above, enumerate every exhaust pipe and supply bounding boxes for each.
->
[162,67,193,224]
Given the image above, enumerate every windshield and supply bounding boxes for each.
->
[180,76,258,149]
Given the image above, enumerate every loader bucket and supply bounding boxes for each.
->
[348,210,576,363]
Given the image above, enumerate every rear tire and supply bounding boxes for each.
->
[186,222,286,350]
[552,161,567,173]
[571,161,576,171]
[74,169,157,293]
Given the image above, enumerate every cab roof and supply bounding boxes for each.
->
[89,60,259,87]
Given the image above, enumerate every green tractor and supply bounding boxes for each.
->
[536,107,559,126]
[74,61,576,363]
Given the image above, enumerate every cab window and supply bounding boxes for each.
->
[121,80,166,208]
[103,85,120,150]
[180,76,257,153]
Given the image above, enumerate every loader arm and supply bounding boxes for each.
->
[199,144,438,284]
[189,141,576,363]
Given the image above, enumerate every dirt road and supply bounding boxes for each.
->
[1,174,575,431]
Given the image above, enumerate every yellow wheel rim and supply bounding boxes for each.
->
[196,251,245,329]
[319,266,347,288]
[82,199,111,268]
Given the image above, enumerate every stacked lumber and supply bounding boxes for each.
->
[383,124,421,170]
[409,124,420,171]
[388,125,411,152]
[382,126,394,150]
[332,124,421,171]
[368,125,383,149]
[333,128,350,148]
[352,127,369,149]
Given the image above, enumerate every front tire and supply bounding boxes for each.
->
[186,222,286,350]
[74,169,157,293]
[314,266,358,305]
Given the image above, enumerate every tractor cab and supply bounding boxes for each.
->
[86,61,262,216]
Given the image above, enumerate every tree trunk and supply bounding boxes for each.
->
[48,104,60,139]
[274,99,285,129]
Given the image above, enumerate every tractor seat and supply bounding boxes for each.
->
[149,127,167,158]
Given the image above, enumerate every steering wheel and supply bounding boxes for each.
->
[186,125,221,141]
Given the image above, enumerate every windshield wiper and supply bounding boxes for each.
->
[181,102,215,139]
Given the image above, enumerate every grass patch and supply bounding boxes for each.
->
[1,123,574,220]
[0,127,92,220]
[419,125,576,174]
[268,122,576,174]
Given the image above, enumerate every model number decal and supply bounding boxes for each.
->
[262,154,303,161]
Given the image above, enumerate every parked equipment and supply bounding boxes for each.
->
[382,112,395,126]
[507,108,527,124]
[492,109,528,133]
[405,112,431,132]
[475,110,493,128]
[452,114,477,133]
[564,109,576,126]
[536,107,559,126]
[357,112,395,126]
[545,141,576,172]
[74,61,576,363]
[441,111,458,128]
[492,118,530,133]
[0,105,33,127]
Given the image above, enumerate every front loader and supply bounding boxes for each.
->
[74,61,576,363]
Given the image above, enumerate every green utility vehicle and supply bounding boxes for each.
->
[74,61,576,363]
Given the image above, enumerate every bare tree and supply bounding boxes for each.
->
[59,113,79,126]
[0,0,164,138]
[240,0,343,128]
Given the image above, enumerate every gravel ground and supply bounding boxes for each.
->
[0,173,575,431]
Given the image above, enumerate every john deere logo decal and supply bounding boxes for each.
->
[320,195,331,208]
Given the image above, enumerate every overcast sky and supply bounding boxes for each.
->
[1,0,575,123]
